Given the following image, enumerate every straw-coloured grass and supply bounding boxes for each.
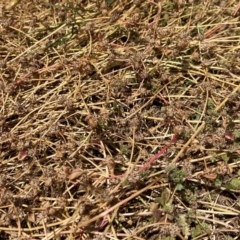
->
[0,1,240,239]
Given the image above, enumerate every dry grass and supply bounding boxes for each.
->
[0,0,240,239]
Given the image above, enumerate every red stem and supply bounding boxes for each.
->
[138,134,177,172]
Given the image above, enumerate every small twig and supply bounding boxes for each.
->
[138,134,178,172]
[8,23,67,64]
[204,24,226,39]
[77,183,164,228]
[233,1,240,16]
[171,121,205,164]
[215,84,240,112]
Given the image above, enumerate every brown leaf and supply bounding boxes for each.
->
[18,149,28,161]
[68,168,84,181]
[27,213,36,223]
[203,172,217,181]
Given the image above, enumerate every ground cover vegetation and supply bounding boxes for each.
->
[0,0,240,239]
